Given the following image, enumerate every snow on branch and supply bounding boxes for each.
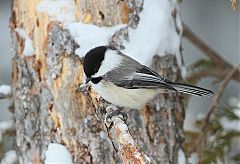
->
[0,85,12,99]
[45,143,73,164]
[0,150,18,164]
[37,0,76,23]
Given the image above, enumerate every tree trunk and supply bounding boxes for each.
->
[11,0,185,163]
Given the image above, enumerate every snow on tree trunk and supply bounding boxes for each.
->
[10,0,185,163]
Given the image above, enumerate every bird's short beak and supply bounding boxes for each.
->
[85,77,91,84]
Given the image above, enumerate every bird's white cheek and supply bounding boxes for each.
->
[92,50,122,78]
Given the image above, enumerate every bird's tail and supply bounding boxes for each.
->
[166,82,214,97]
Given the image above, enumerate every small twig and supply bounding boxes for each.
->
[204,66,239,126]
[183,24,240,82]
[183,23,232,69]
[186,66,240,83]
[187,67,240,83]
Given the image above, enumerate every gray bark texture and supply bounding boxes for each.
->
[11,0,185,163]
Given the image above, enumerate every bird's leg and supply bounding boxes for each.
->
[105,105,128,124]
[76,83,90,96]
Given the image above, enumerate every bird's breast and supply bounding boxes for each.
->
[91,80,158,109]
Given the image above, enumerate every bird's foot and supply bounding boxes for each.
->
[76,83,90,95]
[105,106,128,125]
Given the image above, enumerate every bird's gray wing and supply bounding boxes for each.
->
[113,65,177,91]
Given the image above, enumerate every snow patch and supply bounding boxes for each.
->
[15,28,34,56]
[0,85,11,96]
[184,112,199,132]
[37,0,76,22]
[188,153,199,164]
[0,120,13,132]
[196,113,205,120]
[121,0,180,66]
[219,97,240,132]
[0,150,18,164]
[220,117,240,132]
[99,130,107,139]
[67,0,180,66]
[45,143,73,164]
[0,120,13,142]
[178,148,186,164]
[228,96,240,108]
[66,23,125,57]
[234,108,240,118]
[36,0,181,66]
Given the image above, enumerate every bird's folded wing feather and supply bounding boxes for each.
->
[114,66,177,91]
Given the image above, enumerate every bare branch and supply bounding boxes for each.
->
[204,65,239,126]
[183,24,240,82]
[183,24,232,69]
[185,66,240,83]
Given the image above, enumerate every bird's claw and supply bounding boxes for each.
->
[76,83,90,95]
[105,107,128,125]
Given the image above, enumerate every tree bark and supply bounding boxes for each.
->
[11,0,185,163]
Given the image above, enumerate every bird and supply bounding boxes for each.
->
[83,46,214,109]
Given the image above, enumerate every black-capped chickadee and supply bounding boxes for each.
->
[83,46,213,109]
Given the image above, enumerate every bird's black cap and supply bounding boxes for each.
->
[83,46,108,77]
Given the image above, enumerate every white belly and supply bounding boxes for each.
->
[91,80,158,109]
